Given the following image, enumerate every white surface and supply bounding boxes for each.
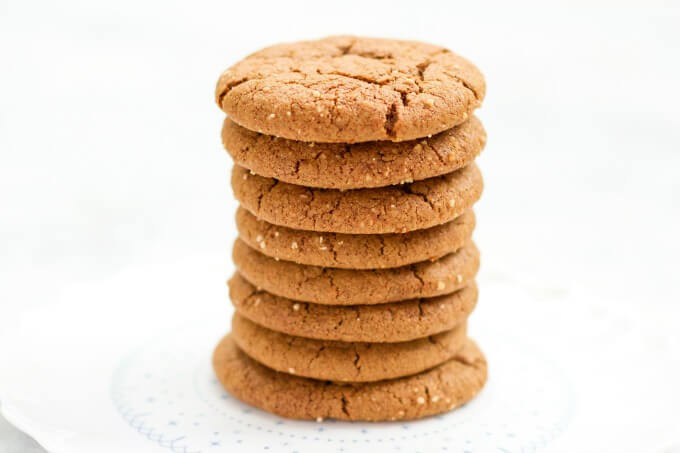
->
[2,1,680,452]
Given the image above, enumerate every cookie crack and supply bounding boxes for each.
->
[288,149,324,178]
[352,51,395,61]
[400,91,409,107]
[322,70,392,87]
[257,179,279,211]
[308,346,326,368]
[416,60,431,81]
[415,60,431,94]
[384,386,407,413]
[327,197,342,216]
[448,73,481,101]
[428,142,448,166]
[340,395,350,417]
[410,265,425,288]
[402,184,435,210]
[288,67,309,80]
[323,268,341,300]
[352,349,361,376]
[217,76,249,106]
[333,319,344,331]
[329,242,339,263]
[384,101,399,138]
[449,353,483,369]
[430,48,452,57]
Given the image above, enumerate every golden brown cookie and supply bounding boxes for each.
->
[229,274,478,342]
[213,335,487,421]
[232,313,467,382]
[222,116,485,189]
[232,238,479,305]
[215,36,485,143]
[232,164,483,234]
[235,207,475,269]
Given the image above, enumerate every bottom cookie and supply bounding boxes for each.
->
[213,335,487,422]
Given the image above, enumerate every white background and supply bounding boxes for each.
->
[1,0,679,452]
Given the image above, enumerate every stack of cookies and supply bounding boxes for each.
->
[213,36,488,422]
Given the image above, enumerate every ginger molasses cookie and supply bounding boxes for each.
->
[231,314,467,382]
[222,116,486,189]
[236,207,475,269]
[232,164,483,234]
[215,36,485,143]
[229,274,478,342]
[213,335,488,421]
[232,238,479,305]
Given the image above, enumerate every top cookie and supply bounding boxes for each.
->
[216,36,485,143]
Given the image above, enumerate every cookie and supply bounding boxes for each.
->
[236,207,475,269]
[232,164,483,234]
[232,238,479,305]
[232,313,467,382]
[222,116,485,189]
[229,274,477,342]
[213,335,487,421]
[215,36,485,143]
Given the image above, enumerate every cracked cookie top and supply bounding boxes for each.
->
[222,114,486,189]
[215,36,485,143]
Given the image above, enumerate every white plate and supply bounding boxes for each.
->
[0,258,677,453]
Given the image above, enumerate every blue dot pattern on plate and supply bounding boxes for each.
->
[110,324,574,453]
